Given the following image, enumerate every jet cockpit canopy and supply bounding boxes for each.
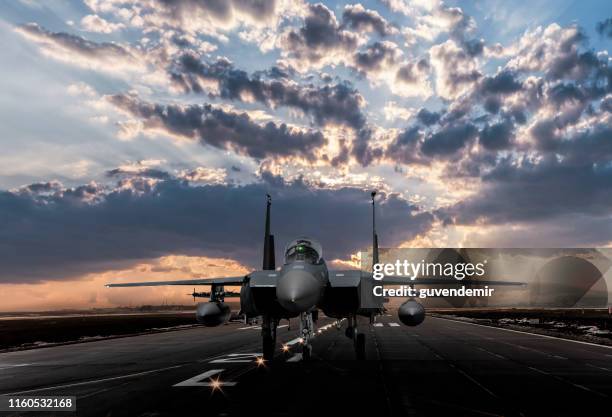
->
[284,238,322,264]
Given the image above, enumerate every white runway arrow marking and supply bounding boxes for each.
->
[173,369,236,387]
[287,354,303,362]
[210,353,261,363]
[237,324,288,330]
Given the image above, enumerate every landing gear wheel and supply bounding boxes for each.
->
[345,326,355,339]
[355,333,366,360]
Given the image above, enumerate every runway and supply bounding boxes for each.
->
[0,314,610,417]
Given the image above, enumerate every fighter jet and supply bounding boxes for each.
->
[106,192,523,360]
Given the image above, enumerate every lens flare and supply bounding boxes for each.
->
[210,377,222,391]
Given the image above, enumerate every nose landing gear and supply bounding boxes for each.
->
[300,312,315,360]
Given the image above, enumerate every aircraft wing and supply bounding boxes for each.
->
[105,276,247,287]
[377,276,526,286]
[329,270,525,287]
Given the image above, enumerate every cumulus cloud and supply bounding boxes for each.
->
[106,159,173,180]
[169,53,391,166]
[596,18,612,38]
[107,93,326,161]
[177,167,228,185]
[430,39,481,100]
[393,57,432,97]
[383,101,415,121]
[385,0,481,51]
[416,108,441,125]
[353,40,402,74]
[278,4,432,98]
[171,54,392,166]
[506,24,603,81]
[440,148,612,226]
[170,54,367,129]
[384,126,425,165]
[0,173,433,282]
[9,0,612,260]
[85,0,305,39]
[383,19,611,195]
[341,3,396,37]
[428,103,612,244]
[353,41,433,97]
[421,122,478,157]
[479,120,514,151]
[602,95,612,112]
[80,14,125,33]
[279,2,362,71]
[15,22,143,72]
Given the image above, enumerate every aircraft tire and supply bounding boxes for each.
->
[345,326,355,339]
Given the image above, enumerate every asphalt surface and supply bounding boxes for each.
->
[0,314,611,417]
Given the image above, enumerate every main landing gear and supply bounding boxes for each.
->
[262,315,278,361]
[345,315,366,359]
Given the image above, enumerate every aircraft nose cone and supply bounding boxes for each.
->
[276,269,320,313]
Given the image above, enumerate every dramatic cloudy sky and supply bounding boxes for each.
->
[0,0,611,310]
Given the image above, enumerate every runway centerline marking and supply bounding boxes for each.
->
[4,364,184,395]
[0,364,31,370]
[374,323,383,327]
[173,369,237,387]
[476,347,506,360]
[550,354,568,360]
[389,322,400,327]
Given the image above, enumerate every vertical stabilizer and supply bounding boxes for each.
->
[371,191,379,268]
[263,194,275,270]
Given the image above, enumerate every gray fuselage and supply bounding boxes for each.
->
[276,259,329,313]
